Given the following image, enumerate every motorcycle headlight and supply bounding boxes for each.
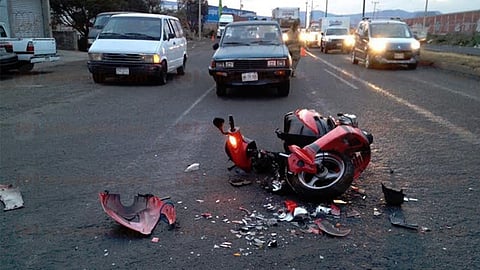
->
[369,39,387,53]
[282,33,288,41]
[411,40,421,50]
[88,53,103,61]
[228,135,238,148]
[143,54,161,64]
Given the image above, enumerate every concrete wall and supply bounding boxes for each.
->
[53,30,78,50]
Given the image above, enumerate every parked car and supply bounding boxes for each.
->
[87,13,188,84]
[208,21,292,97]
[87,12,130,49]
[351,18,420,69]
[0,41,18,73]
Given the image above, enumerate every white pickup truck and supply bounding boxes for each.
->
[0,22,59,71]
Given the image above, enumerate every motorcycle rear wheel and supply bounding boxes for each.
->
[287,152,354,201]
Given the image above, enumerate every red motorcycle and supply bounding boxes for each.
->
[213,109,373,201]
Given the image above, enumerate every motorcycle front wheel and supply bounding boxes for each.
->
[287,152,354,201]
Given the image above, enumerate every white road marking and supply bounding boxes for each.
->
[307,51,479,145]
[324,69,359,89]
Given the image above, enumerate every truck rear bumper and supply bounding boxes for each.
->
[16,54,60,63]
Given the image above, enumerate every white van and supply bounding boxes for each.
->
[216,14,234,38]
[87,13,187,84]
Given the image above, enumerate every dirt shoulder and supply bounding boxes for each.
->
[420,48,480,78]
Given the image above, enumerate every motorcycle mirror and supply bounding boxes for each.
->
[213,117,225,133]
[228,115,235,132]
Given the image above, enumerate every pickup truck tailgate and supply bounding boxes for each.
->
[31,38,57,54]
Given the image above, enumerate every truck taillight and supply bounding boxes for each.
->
[1,43,13,52]
[26,41,34,53]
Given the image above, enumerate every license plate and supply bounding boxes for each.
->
[241,72,258,82]
[394,53,404,59]
[116,67,129,75]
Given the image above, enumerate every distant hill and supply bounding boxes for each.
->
[301,9,442,27]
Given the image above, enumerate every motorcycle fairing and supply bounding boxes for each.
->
[225,130,255,172]
[295,109,322,135]
[288,125,371,174]
[99,191,176,235]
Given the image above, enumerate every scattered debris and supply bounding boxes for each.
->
[373,208,382,216]
[314,219,351,237]
[184,163,200,172]
[151,237,159,243]
[0,184,24,211]
[382,183,405,206]
[389,212,419,230]
[99,191,176,235]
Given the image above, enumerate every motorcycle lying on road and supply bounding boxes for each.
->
[213,109,373,201]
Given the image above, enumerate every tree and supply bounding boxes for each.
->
[177,0,209,34]
[50,0,149,50]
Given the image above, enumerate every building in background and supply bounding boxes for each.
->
[0,0,52,38]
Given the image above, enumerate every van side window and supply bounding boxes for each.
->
[0,25,7,37]
[163,18,174,40]
[170,19,184,38]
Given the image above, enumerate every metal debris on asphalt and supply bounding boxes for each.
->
[184,163,200,172]
[0,184,24,211]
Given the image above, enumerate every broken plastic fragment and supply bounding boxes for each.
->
[0,184,24,211]
[293,207,308,217]
[184,163,200,172]
[314,219,351,237]
[389,213,418,230]
[382,183,405,206]
[99,191,176,235]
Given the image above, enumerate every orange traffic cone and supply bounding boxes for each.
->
[300,47,307,57]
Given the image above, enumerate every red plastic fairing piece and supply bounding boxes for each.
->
[99,191,175,235]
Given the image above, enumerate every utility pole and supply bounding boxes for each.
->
[325,0,328,17]
[423,0,428,30]
[372,1,379,19]
[198,0,201,39]
[362,0,366,18]
[305,1,308,28]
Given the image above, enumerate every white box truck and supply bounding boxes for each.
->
[216,14,234,38]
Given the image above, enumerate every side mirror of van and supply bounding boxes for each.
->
[213,43,219,50]
[167,33,175,40]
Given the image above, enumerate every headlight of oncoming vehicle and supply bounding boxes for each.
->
[411,40,421,50]
[88,53,103,61]
[143,54,161,64]
[369,39,387,53]
[282,33,288,41]
[344,35,355,46]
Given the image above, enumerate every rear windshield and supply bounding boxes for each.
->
[99,17,162,41]
[325,28,348,35]
[370,23,412,38]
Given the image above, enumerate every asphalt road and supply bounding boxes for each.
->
[1,40,479,269]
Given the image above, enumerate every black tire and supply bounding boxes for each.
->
[18,63,34,73]
[351,50,358,64]
[216,83,226,96]
[286,152,354,201]
[277,81,290,97]
[157,61,167,85]
[177,56,186,75]
[365,53,375,69]
[92,73,105,83]
[407,63,417,70]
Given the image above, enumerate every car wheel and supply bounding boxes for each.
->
[277,81,290,97]
[177,56,186,75]
[92,73,105,83]
[351,50,358,64]
[365,53,375,69]
[158,61,168,85]
[216,83,226,96]
[18,63,34,73]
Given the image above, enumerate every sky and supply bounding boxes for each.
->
[207,0,480,17]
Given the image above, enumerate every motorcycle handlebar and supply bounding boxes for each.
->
[228,115,235,132]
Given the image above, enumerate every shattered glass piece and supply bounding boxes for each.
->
[99,191,175,235]
[0,184,24,211]
[293,207,308,217]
